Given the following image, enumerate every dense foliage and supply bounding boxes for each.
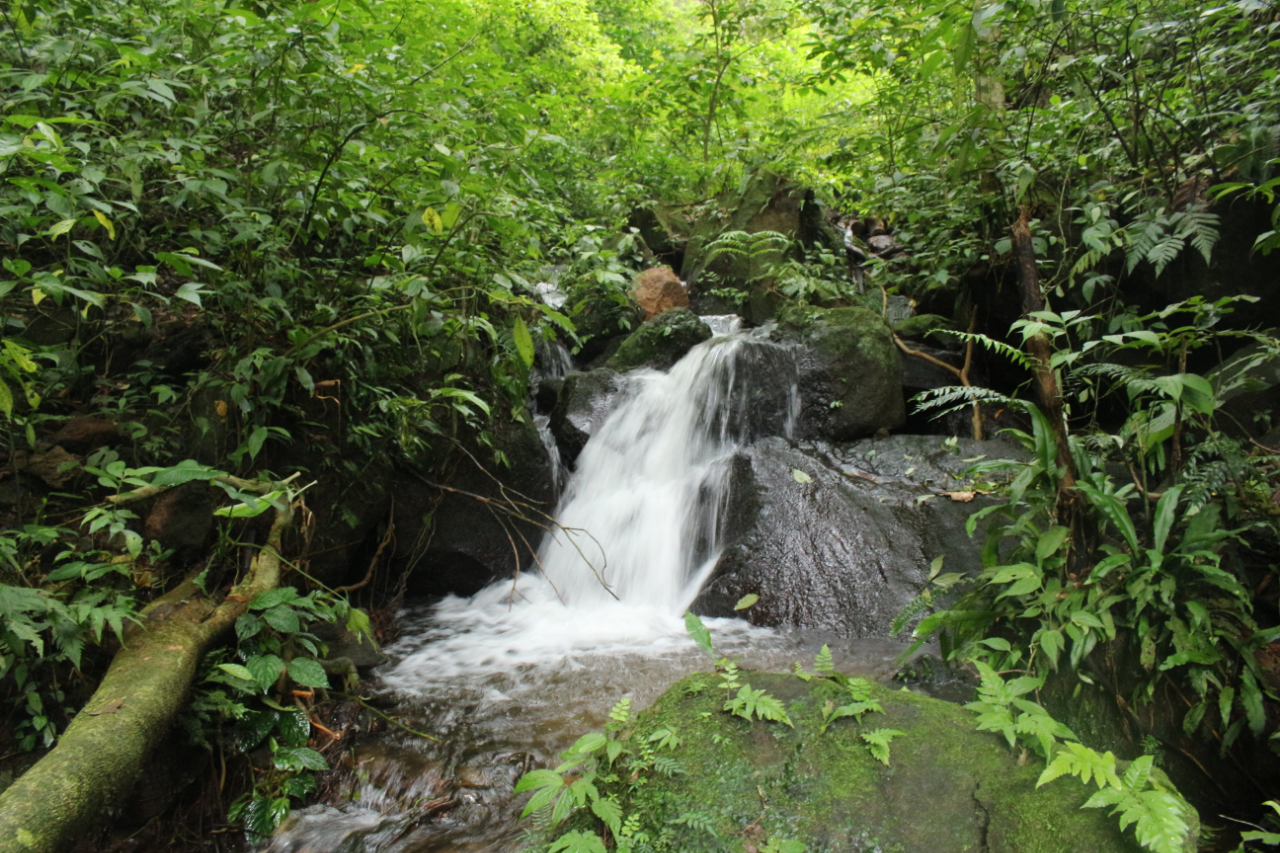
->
[4,0,1280,847]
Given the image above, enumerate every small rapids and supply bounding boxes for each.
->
[267,324,923,853]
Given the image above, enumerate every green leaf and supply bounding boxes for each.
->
[247,426,269,460]
[548,830,607,853]
[246,654,284,691]
[1150,486,1183,556]
[861,728,905,765]
[684,611,714,657]
[591,798,623,835]
[512,316,535,368]
[733,593,759,610]
[1035,526,1070,562]
[263,604,300,634]
[570,732,607,755]
[1037,629,1064,669]
[276,707,311,747]
[0,378,12,418]
[217,663,255,683]
[287,657,330,689]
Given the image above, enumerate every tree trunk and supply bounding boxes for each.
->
[0,503,292,853]
[1010,210,1077,494]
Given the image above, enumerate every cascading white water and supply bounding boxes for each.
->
[538,326,789,612]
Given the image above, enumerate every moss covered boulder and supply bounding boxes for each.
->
[779,305,905,440]
[604,672,1196,853]
[607,308,712,372]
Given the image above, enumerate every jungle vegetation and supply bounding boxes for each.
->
[1,0,1279,849]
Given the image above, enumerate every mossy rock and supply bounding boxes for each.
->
[778,305,905,440]
[607,308,712,372]
[892,313,959,345]
[599,672,1197,853]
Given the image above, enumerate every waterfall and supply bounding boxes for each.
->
[382,324,799,686]
[538,325,796,613]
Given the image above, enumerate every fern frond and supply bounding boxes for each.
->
[947,331,1034,369]
[1175,209,1220,266]
[1037,742,1122,790]
[861,729,905,766]
[1146,235,1182,277]
[912,385,1015,418]
[668,811,718,837]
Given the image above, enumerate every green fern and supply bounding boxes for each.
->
[724,684,794,727]
[548,830,608,853]
[1081,756,1190,853]
[814,644,835,674]
[590,797,623,835]
[946,331,1034,370]
[912,384,1015,419]
[860,729,905,766]
[1037,741,1122,790]
[668,811,719,837]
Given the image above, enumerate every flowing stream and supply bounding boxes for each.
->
[268,324,926,853]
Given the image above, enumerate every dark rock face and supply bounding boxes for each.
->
[695,435,1027,637]
[606,308,712,373]
[549,368,626,465]
[777,305,906,441]
[394,417,557,597]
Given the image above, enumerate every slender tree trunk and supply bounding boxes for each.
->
[1010,210,1077,495]
[0,503,292,853]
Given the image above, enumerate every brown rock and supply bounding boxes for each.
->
[630,266,687,320]
[22,446,81,487]
[50,416,119,453]
[144,482,213,554]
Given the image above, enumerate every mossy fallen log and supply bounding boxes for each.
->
[0,501,292,853]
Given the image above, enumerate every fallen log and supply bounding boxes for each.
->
[0,490,293,853]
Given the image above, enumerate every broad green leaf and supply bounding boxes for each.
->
[218,663,255,683]
[512,316,535,368]
[733,593,759,610]
[287,657,330,689]
[791,468,812,484]
[46,218,76,238]
[1035,526,1070,562]
[684,611,714,657]
[247,654,285,690]
[570,732,607,754]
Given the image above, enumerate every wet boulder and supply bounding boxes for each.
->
[606,308,712,373]
[389,417,557,597]
[549,368,626,465]
[695,435,1025,636]
[612,671,1196,853]
[777,305,906,441]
